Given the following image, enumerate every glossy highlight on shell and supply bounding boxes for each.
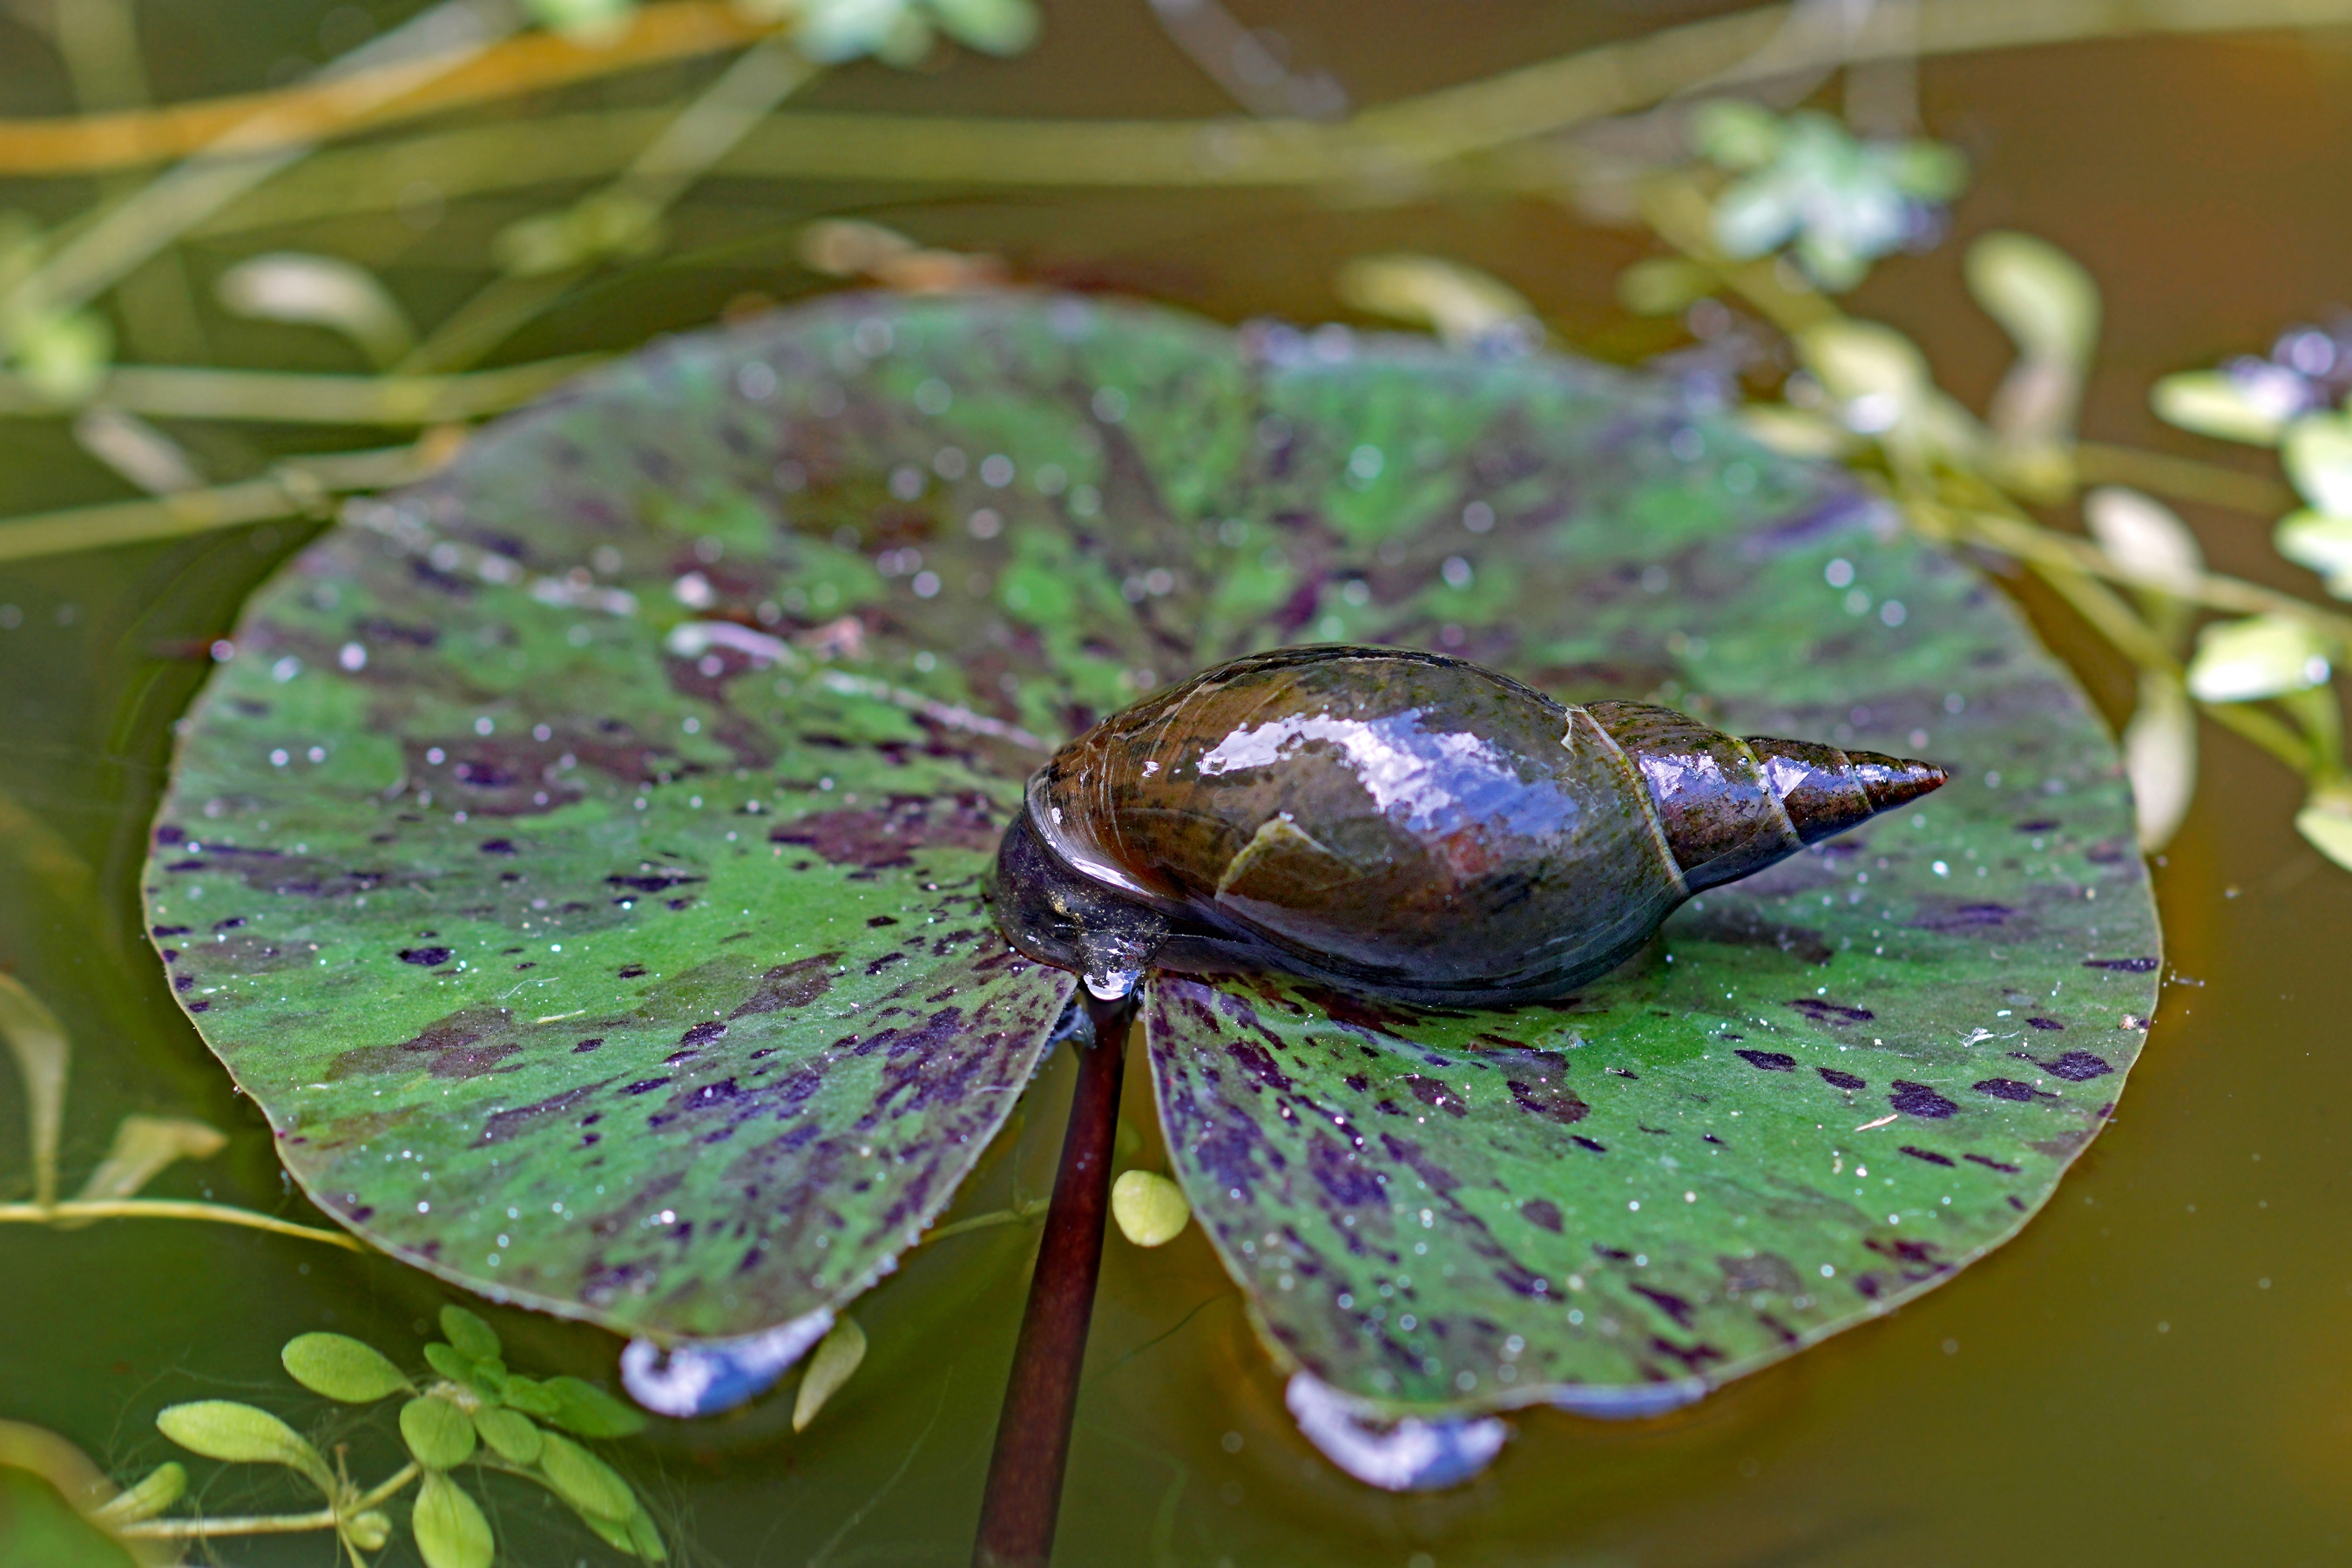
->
[990,645,1947,1005]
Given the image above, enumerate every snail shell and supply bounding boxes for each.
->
[990,645,1946,1006]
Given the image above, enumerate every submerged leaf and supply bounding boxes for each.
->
[400,1396,478,1470]
[87,1462,184,1526]
[2085,486,2202,595]
[438,1306,501,1365]
[532,1376,645,1438]
[536,1430,635,1522]
[413,1469,494,1568]
[213,253,416,369]
[473,1406,544,1464]
[2283,411,2352,517]
[2275,510,2352,598]
[1336,255,1536,349]
[2150,369,2289,445]
[154,1402,333,1492]
[64,1116,226,1213]
[1967,232,2099,368]
[281,1332,412,1403]
[147,294,2153,1426]
[2295,788,2352,871]
[2123,672,2197,852]
[2186,614,2332,703]
[0,973,67,1208]
[790,1316,868,1432]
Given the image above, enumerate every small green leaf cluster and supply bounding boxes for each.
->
[145,1303,661,1565]
[2146,327,2352,862]
[1598,94,2352,871]
[762,0,1040,66]
[1689,103,1967,292]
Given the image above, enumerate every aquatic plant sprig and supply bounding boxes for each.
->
[1599,102,2352,868]
[0,972,361,1248]
[94,1305,664,1565]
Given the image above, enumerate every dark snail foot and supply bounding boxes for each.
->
[972,990,1134,1568]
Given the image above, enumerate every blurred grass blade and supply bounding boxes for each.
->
[790,1315,867,1432]
[2123,671,2196,851]
[2186,614,2333,704]
[0,974,69,1208]
[525,0,638,45]
[0,357,596,426]
[215,253,416,368]
[2085,486,2202,594]
[2297,787,2352,871]
[70,408,204,494]
[1335,254,1535,349]
[0,442,444,565]
[59,1116,226,1223]
[931,0,1043,57]
[2151,369,2288,445]
[2283,411,2352,516]
[2275,510,2352,598]
[0,1,514,337]
[1967,231,2099,368]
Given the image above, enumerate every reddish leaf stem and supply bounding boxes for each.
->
[972,992,1133,1568]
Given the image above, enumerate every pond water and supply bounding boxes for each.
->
[4,4,2352,1565]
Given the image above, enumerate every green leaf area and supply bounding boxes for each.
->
[146,293,2155,1414]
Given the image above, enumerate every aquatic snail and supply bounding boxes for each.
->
[990,645,1947,1006]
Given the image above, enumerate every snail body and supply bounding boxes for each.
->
[990,645,1946,1007]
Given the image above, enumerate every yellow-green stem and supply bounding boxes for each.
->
[0,1199,365,1250]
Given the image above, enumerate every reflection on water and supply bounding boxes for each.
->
[4,5,2352,1563]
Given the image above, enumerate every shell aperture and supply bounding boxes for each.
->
[989,645,1946,1006]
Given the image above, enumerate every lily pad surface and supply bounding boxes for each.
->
[145,292,2156,1418]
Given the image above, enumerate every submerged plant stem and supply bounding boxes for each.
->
[114,1463,418,1538]
[974,992,1134,1568]
[923,1196,1051,1244]
[0,3,774,176]
[0,442,446,564]
[0,1198,366,1249]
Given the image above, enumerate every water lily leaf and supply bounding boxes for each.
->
[145,293,2153,1423]
[280,1331,413,1403]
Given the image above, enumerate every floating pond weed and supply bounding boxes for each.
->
[24,1307,674,1562]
